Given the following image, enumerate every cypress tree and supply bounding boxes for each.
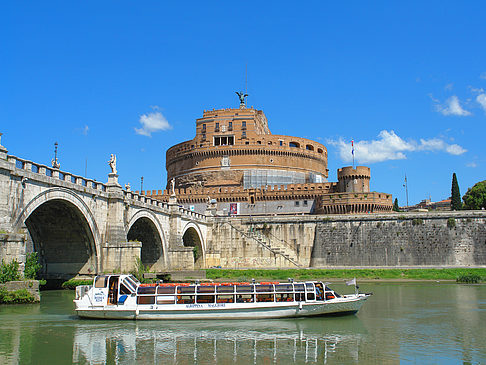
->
[451,173,462,210]
[393,198,400,212]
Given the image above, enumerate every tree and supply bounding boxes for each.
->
[393,198,400,212]
[451,173,462,210]
[462,180,486,210]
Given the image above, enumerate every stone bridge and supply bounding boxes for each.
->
[0,139,210,279]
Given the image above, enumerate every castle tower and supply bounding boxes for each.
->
[166,103,329,191]
[337,166,370,193]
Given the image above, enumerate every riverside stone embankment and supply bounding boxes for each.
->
[206,211,486,268]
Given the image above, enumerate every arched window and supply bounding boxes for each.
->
[289,142,300,148]
[306,144,314,151]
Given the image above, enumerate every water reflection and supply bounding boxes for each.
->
[72,318,367,364]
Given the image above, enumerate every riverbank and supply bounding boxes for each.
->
[205,268,486,282]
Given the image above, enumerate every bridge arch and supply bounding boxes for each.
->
[14,188,100,278]
[182,222,205,268]
[127,209,168,270]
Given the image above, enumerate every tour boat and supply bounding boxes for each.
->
[74,274,371,320]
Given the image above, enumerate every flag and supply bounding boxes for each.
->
[346,278,356,286]
[351,140,354,155]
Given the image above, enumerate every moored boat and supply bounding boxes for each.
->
[74,274,371,320]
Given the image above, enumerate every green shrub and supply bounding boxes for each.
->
[61,279,93,290]
[412,218,424,226]
[0,287,36,304]
[129,258,155,283]
[24,252,42,280]
[456,274,481,284]
[0,260,21,284]
[447,217,456,229]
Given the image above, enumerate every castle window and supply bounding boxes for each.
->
[279,140,283,146]
[242,131,247,139]
[214,136,234,146]
[245,141,249,144]
[289,142,300,148]
[242,121,246,130]
[202,133,206,141]
[268,141,272,145]
[257,141,261,145]
[215,122,220,132]
[295,201,300,207]
[303,200,308,206]
[306,144,314,151]
[228,122,233,131]
[317,148,323,154]
[202,124,206,131]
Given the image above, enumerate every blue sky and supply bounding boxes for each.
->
[1,1,485,206]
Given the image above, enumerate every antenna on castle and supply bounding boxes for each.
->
[245,63,248,97]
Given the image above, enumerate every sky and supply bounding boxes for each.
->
[1,1,485,206]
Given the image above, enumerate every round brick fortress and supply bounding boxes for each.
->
[166,107,329,190]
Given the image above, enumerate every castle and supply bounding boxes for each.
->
[143,96,393,215]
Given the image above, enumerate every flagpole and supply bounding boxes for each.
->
[351,140,355,169]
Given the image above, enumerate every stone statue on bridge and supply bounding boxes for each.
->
[108,154,117,175]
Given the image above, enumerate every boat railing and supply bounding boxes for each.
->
[75,285,92,300]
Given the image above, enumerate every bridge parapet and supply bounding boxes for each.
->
[7,155,108,194]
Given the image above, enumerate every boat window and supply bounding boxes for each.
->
[256,293,274,302]
[275,284,293,292]
[305,283,314,291]
[127,275,140,285]
[137,286,156,295]
[197,286,215,293]
[137,296,155,305]
[235,294,253,303]
[177,286,196,294]
[306,292,315,301]
[276,293,294,302]
[315,283,324,301]
[94,276,107,288]
[236,285,253,293]
[157,286,176,294]
[196,295,215,304]
[122,278,136,293]
[217,294,234,303]
[256,285,274,293]
[157,295,175,305]
[293,284,305,292]
[216,285,235,293]
[176,295,195,304]
[119,284,132,295]
[295,292,305,301]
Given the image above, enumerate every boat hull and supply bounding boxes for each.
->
[75,295,369,320]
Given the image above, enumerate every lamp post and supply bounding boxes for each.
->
[51,142,60,169]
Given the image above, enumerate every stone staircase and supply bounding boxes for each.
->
[223,221,302,268]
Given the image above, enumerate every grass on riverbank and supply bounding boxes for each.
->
[205,268,486,282]
[0,287,37,304]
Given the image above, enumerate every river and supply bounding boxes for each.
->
[0,282,485,364]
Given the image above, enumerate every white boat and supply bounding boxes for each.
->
[74,274,371,320]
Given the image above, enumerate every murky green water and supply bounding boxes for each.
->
[0,283,485,364]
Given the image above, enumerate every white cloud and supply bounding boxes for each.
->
[476,93,486,112]
[82,125,89,135]
[466,162,477,168]
[327,130,467,164]
[135,109,172,137]
[445,144,467,155]
[434,95,471,116]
